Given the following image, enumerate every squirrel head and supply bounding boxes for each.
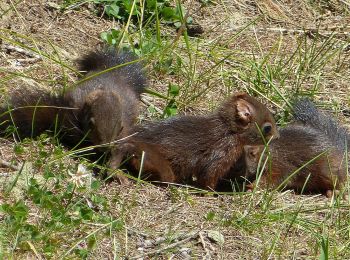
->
[81,90,123,148]
[243,145,267,180]
[218,92,279,144]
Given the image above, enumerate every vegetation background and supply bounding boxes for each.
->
[0,0,350,258]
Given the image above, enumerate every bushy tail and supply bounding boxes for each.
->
[0,88,66,138]
[293,99,350,151]
[77,48,146,96]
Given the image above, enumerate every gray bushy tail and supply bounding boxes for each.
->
[0,88,66,137]
[77,48,146,96]
[293,99,349,151]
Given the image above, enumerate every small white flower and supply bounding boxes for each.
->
[68,164,91,187]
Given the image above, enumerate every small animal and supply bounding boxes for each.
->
[0,48,146,182]
[243,99,349,197]
[113,92,278,189]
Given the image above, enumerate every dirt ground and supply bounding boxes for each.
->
[1,0,350,259]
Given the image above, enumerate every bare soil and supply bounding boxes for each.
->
[1,0,350,259]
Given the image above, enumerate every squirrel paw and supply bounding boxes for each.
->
[104,169,132,185]
[326,189,348,200]
[115,174,132,185]
[245,183,255,192]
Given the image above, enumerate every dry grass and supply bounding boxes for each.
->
[1,0,350,259]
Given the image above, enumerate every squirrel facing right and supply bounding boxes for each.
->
[114,93,279,190]
[243,100,349,197]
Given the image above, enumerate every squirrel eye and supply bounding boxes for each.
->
[262,123,272,135]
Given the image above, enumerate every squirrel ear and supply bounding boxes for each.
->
[235,98,254,126]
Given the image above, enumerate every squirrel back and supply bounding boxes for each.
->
[293,99,349,151]
[112,92,278,189]
[77,49,146,96]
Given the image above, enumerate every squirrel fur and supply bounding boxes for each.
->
[244,99,349,197]
[114,93,279,190]
[0,49,146,165]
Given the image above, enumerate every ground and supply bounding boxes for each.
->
[1,0,350,259]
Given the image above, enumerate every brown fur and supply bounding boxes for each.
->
[0,49,146,172]
[244,124,347,196]
[114,93,278,189]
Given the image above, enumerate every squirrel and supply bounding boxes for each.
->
[113,93,279,190]
[243,99,349,197]
[0,49,146,178]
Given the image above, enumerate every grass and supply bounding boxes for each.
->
[1,0,350,258]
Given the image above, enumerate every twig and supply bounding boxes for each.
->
[10,57,42,64]
[339,0,350,8]
[99,132,138,147]
[129,231,199,260]
[199,231,211,259]
[141,237,167,249]
[126,227,149,238]
[0,159,20,171]
[163,203,184,216]
[261,27,350,36]
[3,44,42,59]
[139,228,191,249]
[82,223,150,238]
[229,26,350,37]
[140,95,163,114]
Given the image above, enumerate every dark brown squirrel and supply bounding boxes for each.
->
[243,99,349,197]
[0,48,146,167]
[113,93,279,190]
